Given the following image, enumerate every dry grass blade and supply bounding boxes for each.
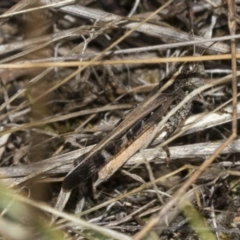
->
[0,0,240,239]
[134,1,239,239]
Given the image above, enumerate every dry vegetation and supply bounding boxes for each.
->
[0,0,240,239]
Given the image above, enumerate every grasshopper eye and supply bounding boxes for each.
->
[189,64,194,71]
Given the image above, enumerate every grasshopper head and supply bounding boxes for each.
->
[184,62,205,88]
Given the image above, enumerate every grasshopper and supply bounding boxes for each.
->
[63,62,205,191]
